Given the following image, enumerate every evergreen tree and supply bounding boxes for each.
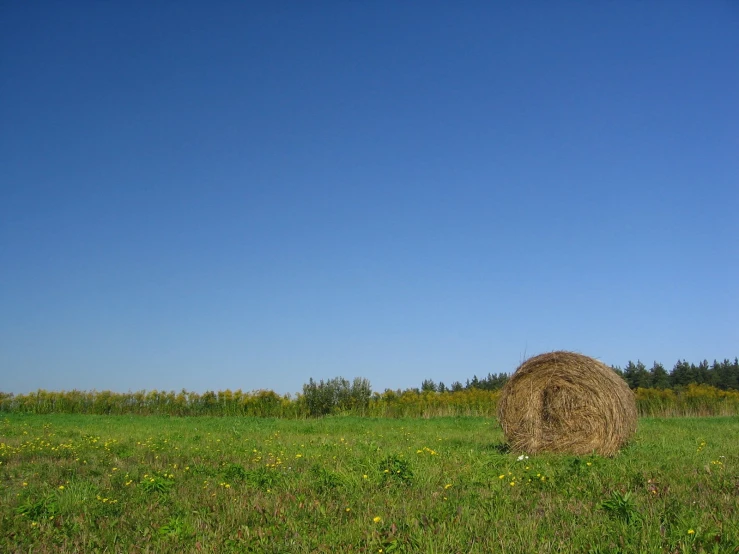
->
[669,360,693,387]
[475,373,509,390]
[714,359,739,390]
[623,361,650,389]
[694,360,712,385]
[649,362,670,389]
[421,379,437,393]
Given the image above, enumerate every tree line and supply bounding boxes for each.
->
[418,358,739,393]
[615,358,739,391]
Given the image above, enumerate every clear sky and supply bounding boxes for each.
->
[1,1,737,396]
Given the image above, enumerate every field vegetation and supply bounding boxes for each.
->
[1,383,739,418]
[2,357,737,419]
[1,414,737,553]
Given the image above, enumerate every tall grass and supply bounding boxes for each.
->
[635,384,739,417]
[2,385,739,417]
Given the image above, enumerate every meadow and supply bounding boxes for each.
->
[1,414,737,553]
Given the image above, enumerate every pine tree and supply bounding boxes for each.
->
[650,362,670,389]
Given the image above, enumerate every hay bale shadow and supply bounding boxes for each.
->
[482,442,511,454]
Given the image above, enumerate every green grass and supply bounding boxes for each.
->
[1,415,737,553]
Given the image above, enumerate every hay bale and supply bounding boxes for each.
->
[497,351,637,456]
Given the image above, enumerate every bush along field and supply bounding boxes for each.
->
[1,415,738,553]
[2,383,739,418]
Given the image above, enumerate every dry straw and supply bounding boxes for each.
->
[497,351,637,456]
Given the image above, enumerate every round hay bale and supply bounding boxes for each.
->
[497,351,637,456]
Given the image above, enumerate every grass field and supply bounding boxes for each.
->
[1,414,737,553]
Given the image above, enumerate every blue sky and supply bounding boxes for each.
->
[1,1,737,395]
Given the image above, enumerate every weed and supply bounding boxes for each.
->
[601,491,642,524]
[379,454,413,485]
[246,466,282,489]
[16,496,58,521]
[311,464,344,491]
[141,473,174,494]
[223,463,247,481]
[158,516,194,540]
